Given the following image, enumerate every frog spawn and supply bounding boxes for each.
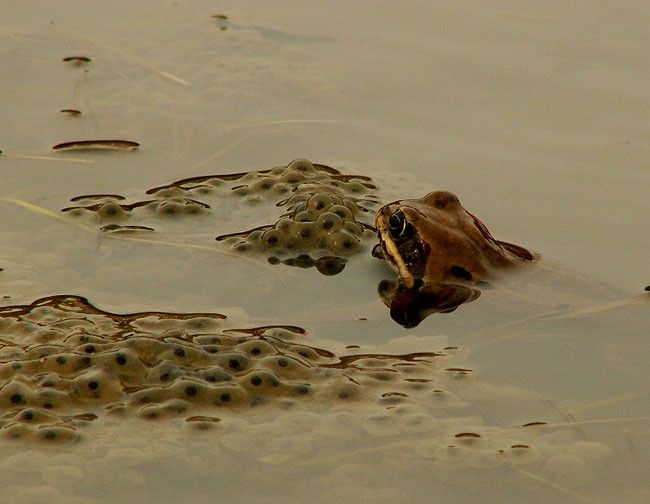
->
[0,295,614,486]
[61,159,379,273]
[0,295,462,444]
[217,190,373,274]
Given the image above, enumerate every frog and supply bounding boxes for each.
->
[374,190,535,289]
[373,190,535,327]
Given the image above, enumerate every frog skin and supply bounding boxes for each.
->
[374,190,534,289]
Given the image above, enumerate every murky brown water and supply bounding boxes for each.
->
[2,1,649,503]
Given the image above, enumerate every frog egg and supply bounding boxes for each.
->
[188,184,216,197]
[251,177,275,192]
[432,444,472,466]
[261,229,282,249]
[271,182,291,196]
[156,198,208,217]
[0,363,19,380]
[378,392,408,406]
[287,158,317,174]
[156,343,211,366]
[63,207,85,217]
[96,201,128,220]
[260,355,308,378]
[0,344,24,360]
[344,199,362,214]
[399,412,437,433]
[138,399,190,420]
[274,218,295,235]
[200,177,223,188]
[320,378,362,401]
[183,200,209,216]
[71,369,123,401]
[231,186,250,197]
[153,187,187,198]
[183,415,222,432]
[280,170,306,186]
[29,328,65,344]
[261,326,302,341]
[129,386,168,408]
[295,222,317,244]
[13,407,60,425]
[182,316,224,333]
[283,237,300,252]
[0,382,32,408]
[329,204,353,222]
[500,443,540,465]
[95,348,149,382]
[211,384,247,406]
[23,344,58,360]
[362,412,401,437]
[344,221,364,237]
[294,210,315,223]
[34,388,71,411]
[240,369,282,394]
[269,166,287,176]
[44,353,93,375]
[215,352,251,374]
[170,379,212,402]
[236,339,276,357]
[198,366,234,384]
[34,425,80,444]
[306,193,334,214]
[316,212,344,232]
[244,195,263,207]
[1,422,34,441]
[147,361,184,384]
[342,181,368,194]
[327,229,362,254]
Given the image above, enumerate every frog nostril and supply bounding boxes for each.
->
[450,265,473,281]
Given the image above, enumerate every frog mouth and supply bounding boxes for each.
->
[373,235,396,266]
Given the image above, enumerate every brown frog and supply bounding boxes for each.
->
[373,191,535,327]
[374,190,535,289]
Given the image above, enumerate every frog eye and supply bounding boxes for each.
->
[388,209,408,239]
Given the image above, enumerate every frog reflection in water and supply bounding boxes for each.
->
[374,190,535,327]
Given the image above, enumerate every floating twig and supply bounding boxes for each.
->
[60,109,82,116]
[62,56,92,65]
[52,140,140,151]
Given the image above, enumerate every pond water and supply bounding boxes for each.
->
[1,1,649,503]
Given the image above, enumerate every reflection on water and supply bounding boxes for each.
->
[378,278,481,327]
[1,1,650,503]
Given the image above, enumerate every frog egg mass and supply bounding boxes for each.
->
[0,295,463,444]
[61,159,379,274]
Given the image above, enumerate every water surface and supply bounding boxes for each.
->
[1,1,649,503]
